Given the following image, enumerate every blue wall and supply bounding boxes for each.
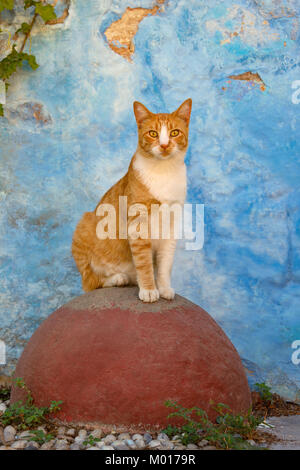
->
[0,0,299,401]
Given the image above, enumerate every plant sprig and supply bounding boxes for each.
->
[0,0,57,116]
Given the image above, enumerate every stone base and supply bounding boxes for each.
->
[11,287,251,426]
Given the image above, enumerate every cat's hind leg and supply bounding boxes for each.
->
[82,265,102,292]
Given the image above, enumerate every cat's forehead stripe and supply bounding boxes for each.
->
[160,125,169,146]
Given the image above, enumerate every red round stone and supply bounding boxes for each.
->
[11,287,251,426]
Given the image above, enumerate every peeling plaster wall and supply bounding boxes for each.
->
[0,0,299,401]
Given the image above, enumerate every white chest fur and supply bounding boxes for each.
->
[133,152,187,205]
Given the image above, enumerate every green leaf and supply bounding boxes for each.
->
[35,2,56,22]
[0,47,39,81]
[16,22,31,35]
[0,0,14,13]
[0,103,4,116]
[24,0,36,9]
[22,52,39,70]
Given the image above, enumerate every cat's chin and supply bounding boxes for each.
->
[152,149,186,161]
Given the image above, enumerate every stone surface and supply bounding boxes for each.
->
[265,416,300,450]
[3,426,16,442]
[11,287,251,425]
[1,0,299,404]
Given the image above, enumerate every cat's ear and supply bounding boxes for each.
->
[133,101,152,125]
[173,98,192,125]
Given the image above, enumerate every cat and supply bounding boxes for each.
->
[72,98,192,302]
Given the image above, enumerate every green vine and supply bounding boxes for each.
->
[0,0,57,116]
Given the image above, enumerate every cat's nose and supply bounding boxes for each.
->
[160,143,169,149]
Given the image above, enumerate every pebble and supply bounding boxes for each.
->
[125,439,137,449]
[148,440,161,449]
[132,433,143,441]
[202,445,217,450]
[118,432,131,440]
[40,440,55,450]
[160,441,174,450]
[10,440,28,450]
[66,428,76,437]
[25,444,39,451]
[144,432,152,444]
[96,441,105,449]
[157,432,169,441]
[4,426,16,442]
[87,446,99,450]
[104,434,117,445]
[198,439,209,447]
[135,439,146,449]
[100,445,114,450]
[57,426,66,436]
[112,439,130,450]
[69,443,82,451]
[186,443,199,450]
[89,429,102,439]
[74,436,85,448]
[55,439,69,450]
[78,429,88,439]
[247,439,256,446]
[18,431,33,440]
[0,403,7,413]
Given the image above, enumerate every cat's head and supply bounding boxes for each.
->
[133,99,192,160]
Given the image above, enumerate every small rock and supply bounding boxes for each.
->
[66,428,76,437]
[197,439,209,447]
[4,426,16,442]
[148,440,161,449]
[112,439,129,450]
[135,439,146,449]
[89,429,102,439]
[174,445,186,450]
[125,439,137,449]
[118,432,131,440]
[55,439,69,450]
[10,440,28,450]
[172,435,182,441]
[144,433,152,444]
[87,446,99,450]
[157,432,169,441]
[57,426,66,436]
[187,443,199,450]
[25,444,39,450]
[247,439,256,446]
[100,445,114,450]
[18,431,34,440]
[0,403,7,413]
[40,440,55,450]
[96,441,105,449]
[74,436,85,447]
[104,434,117,445]
[78,429,88,439]
[160,441,174,450]
[202,445,217,450]
[132,433,143,441]
[70,443,82,451]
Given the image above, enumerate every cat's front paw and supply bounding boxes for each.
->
[139,288,160,303]
[158,286,175,300]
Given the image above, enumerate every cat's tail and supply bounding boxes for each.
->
[72,212,103,292]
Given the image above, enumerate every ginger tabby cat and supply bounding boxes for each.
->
[72,99,192,302]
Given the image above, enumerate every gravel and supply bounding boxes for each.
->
[0,398,232,451]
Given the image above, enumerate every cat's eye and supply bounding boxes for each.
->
[149,130,158,138]
[170,129,180,137]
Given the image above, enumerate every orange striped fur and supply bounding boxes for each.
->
[72,99,192,302]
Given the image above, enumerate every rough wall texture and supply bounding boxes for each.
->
[0,0,299,401]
